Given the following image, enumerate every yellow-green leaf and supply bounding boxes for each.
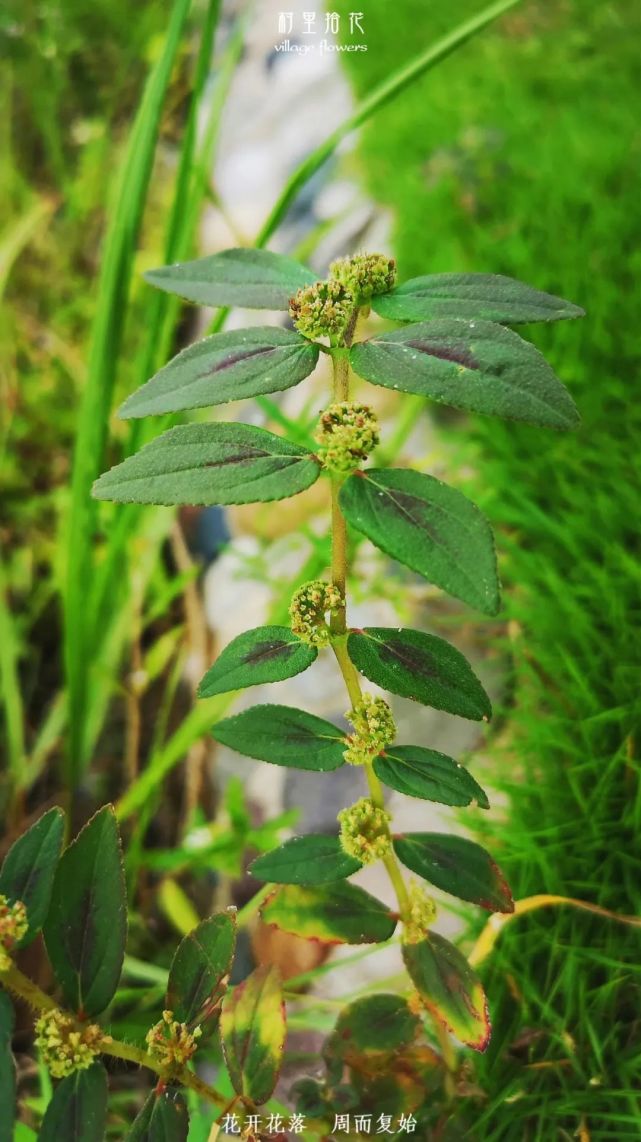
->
[261,883,397,945]
[403,933,490,1051]
[220,965,285,1105]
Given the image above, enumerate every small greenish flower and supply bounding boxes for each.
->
[343,693,396,764]
[315,401,380,473]
[289,579,342,647]
[0,895,28,970]
[339,797,392,864]
[289,279,355,341]
[329,252,397,302]
[34,1008,103,1079]
[402,881,438,945]
[146,1009,202,1069]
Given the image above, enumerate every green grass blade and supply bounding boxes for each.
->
[63,0,193,784]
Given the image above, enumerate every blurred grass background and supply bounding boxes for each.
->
[336,0,641,1135]
[1,0,640,1134]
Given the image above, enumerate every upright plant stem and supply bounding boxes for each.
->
[328,317,411,921]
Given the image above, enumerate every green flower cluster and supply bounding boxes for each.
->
[338,797,392,865]
[315,400,379,473]
[34,1008,103,1078]
[289,579,342,647]
[289,279,354,341]
[146,1009,202,1068]
[0,895,28,971]
[329,252,397,302]
[402,881,437,946]
[343,693,396,765]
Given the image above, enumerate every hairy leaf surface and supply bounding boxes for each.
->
[166,911,236,1030]
[351,319,579,429]
[220,965,285,1105]
[127,1089,189,1141]
[198,627,316,698]
[261,883,397,945]
[375,747,489,809]
[144,247,315,309]
[44,807,127,1017]
[340,468,500,615]
[347,627,491,720]
[0,807,64,947]
[394,833,513,912]
[372,272,584,325]
[250,835,361,885]
[38,1064,108,1142]
[403,934,490,1051]
[119,327,319,418]
[92,424,321,506]
[212,705,346,772]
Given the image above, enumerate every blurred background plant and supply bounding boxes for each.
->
[1,0,640,1136]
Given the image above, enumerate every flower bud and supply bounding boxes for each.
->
[289,280,355,341]
[402,881,438,946]
[34,1009,103,1079]
[343,694,396,765]
[329,253,397,302]
[314,401,379,473]
[289,580,342,647]
[146,1009,202,1068]
[0,895,28,970]
[338,797,392,864]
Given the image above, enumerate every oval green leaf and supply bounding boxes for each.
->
[92,424,321,507]
[393,833,513,913]
[119,327,319,419]
[0,993,15,1142]
[0,807,65,947]
[166,911,236,1031]
[127,1089,189,1141]
[372,272,584,325]
[340,468,500,615]
[44,806,127,1017]
[212,705,346,772]
[325,993,420,1066]
[347,627,491,720]
[403,933,490,1051]
[261,883,397,945]
[350,319,579,430]
[374,747,489,809]
[143,247,316,309]
[198,627,317,699]
[249,835,361,885]
[220,965,285,1105]
[38,1063,108,1142]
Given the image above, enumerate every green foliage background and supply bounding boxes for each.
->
[336,0,641,1134]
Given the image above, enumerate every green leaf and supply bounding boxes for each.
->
[220,965,285,1105]
[119,327,319,419]
[198,627,316,699]
[326,994,420,1064]
[212,705,346,772]
[44,806,127,1017]
[340,468,500,615]
[374,747,489,809]
[166,911,236,1031]
[350,319,579,430]
[261,883,397,945]
[38,1063,108,1142]
[403,933,490,1051]
[0,807,65,947]
[249,836,361,885]
[144,247,316,310]
[0,993,15,1142]
[347,627,491,720]
[393,833,513,913]
[372,273,585,325]
[92,424,321,507]
[127,1089,189,1141]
